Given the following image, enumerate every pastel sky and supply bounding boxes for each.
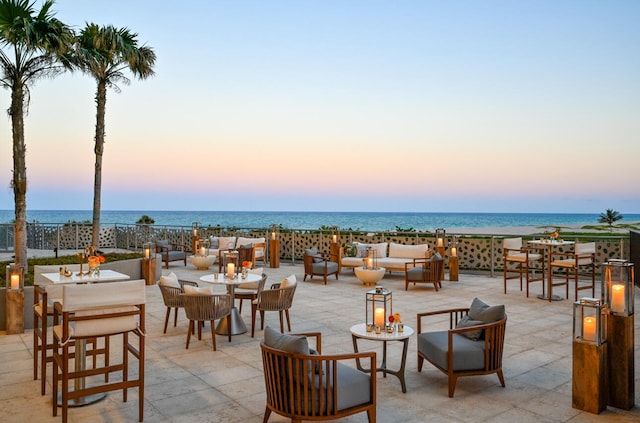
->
[1,0,639,213]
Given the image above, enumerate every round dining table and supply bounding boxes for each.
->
[200,272,261,336]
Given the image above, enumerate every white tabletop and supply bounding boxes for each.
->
[528,240,575,247]
[350,323,413,341]
[41,270,131,284]
[200,273,261,286]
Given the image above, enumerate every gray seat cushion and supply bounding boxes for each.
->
[312,261,338,274]
[406,266,423,281]
[308,362,372,412]
[418,331,485,372]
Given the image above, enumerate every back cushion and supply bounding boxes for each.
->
[388,242,429,259]
[468,297,506,323]
[183,284,214,295]
[264,326,309,354]
[218,236,236,250]
[159,272,180,288]
[281,274,297,288]
[503,237,522,251]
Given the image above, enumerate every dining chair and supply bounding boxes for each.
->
[180,289,232,351]
[502,237,545,297]
[251,275,297,337]
[218,249,239,273]
[550,242,596,301]
[52,279,146,423]
[157,274,198,333]
[235,271,267,314]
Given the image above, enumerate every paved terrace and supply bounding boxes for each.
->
[1,260,639,423]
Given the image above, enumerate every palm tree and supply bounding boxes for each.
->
[72,24,156,249]
[598,208,623,230]
[0,0,73,271]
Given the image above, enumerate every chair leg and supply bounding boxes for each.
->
[285,309,292,332]
[163,307,171,333]
[173,307,178,327]
[417,355,424,372]
[279,311,284,333]
[366,408,375,423]
[186,320,193,349]
[448,375,458,397]
[260,311,265,330]
[210,320,217,351]
[238,298,243,314]
[497,369,506,387]
[251,304,257,337]
[263,407,272,423]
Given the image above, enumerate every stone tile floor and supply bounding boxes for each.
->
[1,262,640,422]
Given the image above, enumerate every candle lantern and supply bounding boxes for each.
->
[366,287,392,329]
[142,242,155,260]
[331,226,340,244]
[364,247,378,270]
[449,235,459,257]
[198,238,210,256]
[6,263,24,291]
[435,228,446,249]
[573,298,606,346]
[191,222,200,237]
[269,224,280,241]
[602,260,634,316]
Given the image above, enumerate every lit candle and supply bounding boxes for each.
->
[199,247,206,256]
[332,235,337,243]
[583,317,596,342]
[611,284,625,314]
[10,274,19,290]
[271,231,276,240]
[374,308,385,327]
[227,263,235,278]
[451,247,457,257]
[192,228,198,237]
[437,238,443,247]
[367,258,373,269]
[144,247,150,259]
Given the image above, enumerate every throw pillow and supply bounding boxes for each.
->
[159,272,180,288]
[356,243,369,258]
[239,243,253,249]
[281,274,297,288]
[264,326,309,355]
[430,252,443,261]
[344,243,357,257]
[468,297,506,323]
[305,247,322,263]
[183,284,214,295]
[455,315,485,341]
[209,236,219,249]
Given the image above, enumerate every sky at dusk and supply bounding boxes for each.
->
[0,0,638,214]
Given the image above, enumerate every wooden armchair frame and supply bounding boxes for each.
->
[404,258,444,291]
[261,332,377,423]
[156,241,188,269]
[251,282,296,337]
[417,308,507,397]
[550,243,596,301]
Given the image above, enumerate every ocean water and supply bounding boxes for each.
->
[1,210,638,232]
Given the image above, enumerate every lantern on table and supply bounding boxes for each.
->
[435,228,446,249]
[366,287,392,331]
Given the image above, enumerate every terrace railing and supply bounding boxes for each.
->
[0,222,630,277]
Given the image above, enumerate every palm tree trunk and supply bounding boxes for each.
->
[10,80,27,271]
[91,80,107,249]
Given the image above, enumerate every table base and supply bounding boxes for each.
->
[537,294,565,301]
[215,307,247,335]
[352,336,409,393]
[57,392,106,408]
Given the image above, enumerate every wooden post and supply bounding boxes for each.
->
[191,236,199,255]
[142,257,157,285]
[330,242,341,273]
[6,290,25,334]
[449,256,459,281]
[572,341,607,414]
[269,239,280,268]
[608,314,635,410]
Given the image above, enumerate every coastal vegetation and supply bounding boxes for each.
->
[598,208,623,230]
[136,215,156,224]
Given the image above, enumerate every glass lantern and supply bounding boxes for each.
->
[142,242,155,260]
[449,235,459,257]
[364,248,378,270]
[191,221,200,237]
[197,238,210,256]
[331,226,340,244]
[366,287,392,328]
[573,298,606,346]
[602,260,634,316]
[269,224,280,241]
[6,263,24,291]
[435,228,446,249]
